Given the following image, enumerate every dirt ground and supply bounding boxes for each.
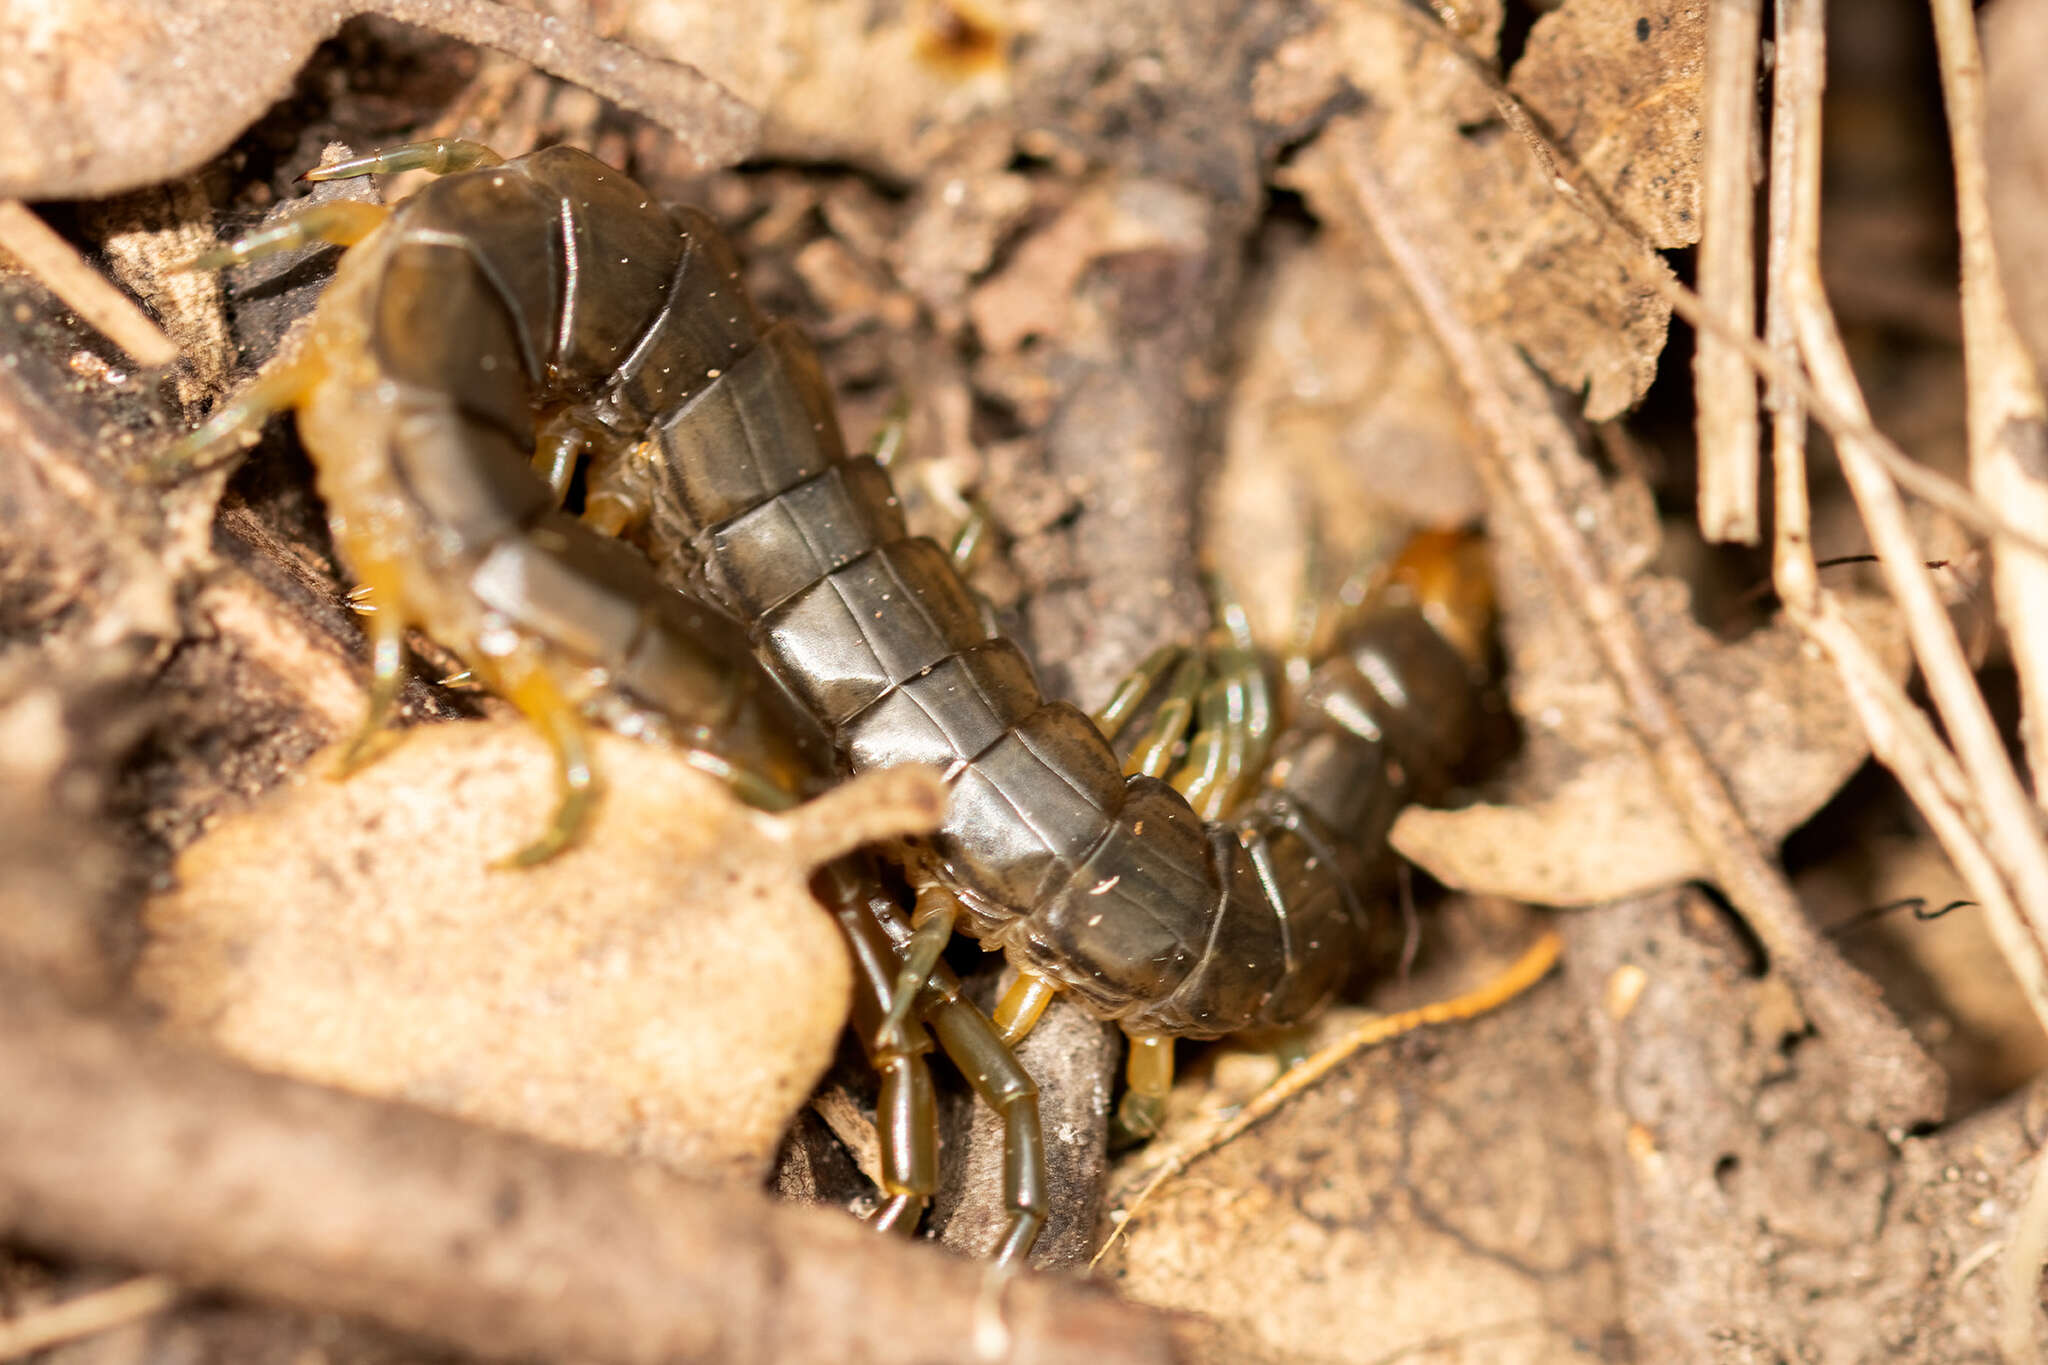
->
[4,0,2048,1362]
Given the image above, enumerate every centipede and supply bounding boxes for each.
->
[173,138,1510,1267]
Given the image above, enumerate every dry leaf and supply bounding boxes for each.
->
[0,0,756,200]
[1282,0,1697,421]
[1203,226,1489,642]
[1394,514,1910,905]
[140,723,942,1183]
[1509,0,1708,249]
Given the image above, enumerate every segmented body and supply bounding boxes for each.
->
[419,148,1494,1038]
[273,146,827,809]
[189,141,1491,1262]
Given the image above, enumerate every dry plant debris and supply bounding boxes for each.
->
[0,0,757,200]
[140,726,941,1185]
[1394,531,1909,906]
[3,0,2048,1360]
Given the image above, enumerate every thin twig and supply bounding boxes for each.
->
[1337,129,1944,1130]
[1759,1,2045,1030]
[0,975,1178,1365]
[1925,0,2048,1354]
[1784,65,2048,1045]
[2000,1150,2048,1365]
[1694,0,1764,543]
[1092,929,1562,1268]
[0,1275,180,1358]
[0,201,178,368]
[1764,0,1818,613]
[1927,0,2048,810]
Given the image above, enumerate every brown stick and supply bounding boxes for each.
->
[0,977,1181,1365]
[1694,0,1764,543]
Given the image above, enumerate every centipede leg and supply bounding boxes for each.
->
[153,352,324,475]
[876,882,959,1051]
[1172,598,1275,821]
[332,554,411,776]
[823,868,1049,1262]
[583,440,659,538]
[992,972,1058,1045]
[922,972,1046,1265]
[1117,1031,1175,1140]
[470,649,599,866]
[1095,647,1205,780]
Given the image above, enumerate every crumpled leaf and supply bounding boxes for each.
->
[1393,508,1912,906]
[0,0,756,200]
[139,722,943,1183]
[1204,226,1490,641]
[1278,0,1702,421]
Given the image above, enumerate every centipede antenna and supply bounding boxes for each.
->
[301,138,504,182]
[181,201,390,272]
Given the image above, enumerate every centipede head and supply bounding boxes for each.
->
[1384,528,1494,673]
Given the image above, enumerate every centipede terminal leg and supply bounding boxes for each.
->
[877,883,960,1052]
[822,869,1047,1262]
[921,975,1046,1264]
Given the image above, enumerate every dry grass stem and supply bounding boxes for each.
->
[1759,0,2041,1030]
[1764,0,1819,613]
[1784,108,2048,1040]
[1337,128,1943,1128]
[0,201,177,368]
[1694,0,1763,543]
[1925,0,2048,1353]
[1928,0,2048,806]
[0,1275,180,1358]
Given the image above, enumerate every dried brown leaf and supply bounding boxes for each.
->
[1509,0,1708,250]
[0,0,757,201]
[1285,0,1696,421]
[140,724,942,1184]
[1394,519,1910,905]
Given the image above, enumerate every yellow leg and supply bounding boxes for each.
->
[1117,1031,1175,1139]
[992,971,1059,1046]
[583,439,657,538]
[473,651,600,866]
[332,557,411,777]
[182,201,389,272]
[146,352,324,481]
